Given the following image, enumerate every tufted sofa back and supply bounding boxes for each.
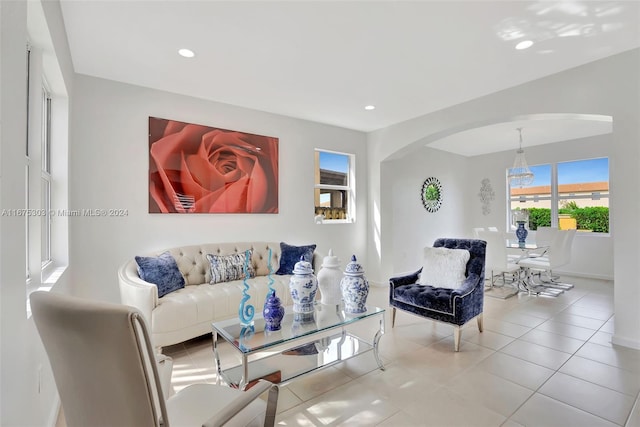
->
[157,242,283,286]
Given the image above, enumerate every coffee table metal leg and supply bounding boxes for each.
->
[240,354,249,391]
[373,314,385,371]
[212,331,222,385]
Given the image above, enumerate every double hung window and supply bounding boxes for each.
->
[314,150,355,223]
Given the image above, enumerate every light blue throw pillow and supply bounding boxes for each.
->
[206,251,254,284]
[276,242,316,275]
[135,251,185,298]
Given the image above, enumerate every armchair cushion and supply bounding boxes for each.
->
[135,251,185,298]
[276,242,316,275]
[206,251,254,284]
[419,247,470,289]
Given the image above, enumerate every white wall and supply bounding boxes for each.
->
[368,49,640,348]
[69,75,368,302]
[382,147,468,275]
[1,1,73,426]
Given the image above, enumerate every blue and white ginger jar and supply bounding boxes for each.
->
[340,255,369,314]
[516,221,528,246]
[263,291,285,331]
[289,256,318,313]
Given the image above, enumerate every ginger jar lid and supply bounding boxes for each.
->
[293,256,314,275]
[321,249,341,268]
[344,255,364,276]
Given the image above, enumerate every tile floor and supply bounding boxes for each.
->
[162,276,640,427]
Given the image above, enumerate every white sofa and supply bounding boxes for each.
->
[118,242,320,350]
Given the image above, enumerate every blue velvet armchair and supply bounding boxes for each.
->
[389,238,486,351]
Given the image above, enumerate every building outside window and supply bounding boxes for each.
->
[508,157,609,233]
[314,150,355,223]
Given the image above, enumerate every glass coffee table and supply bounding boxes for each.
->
[211,303,385,390]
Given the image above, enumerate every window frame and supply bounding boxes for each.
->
[314,149,356,224]
[41,84,52,268]
[507,157,610,234]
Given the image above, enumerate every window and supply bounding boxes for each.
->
[314,150,355,222]
[508,157,609,233]
[25,45,32,280]
[25,40,65,288]
[41,86,52,266]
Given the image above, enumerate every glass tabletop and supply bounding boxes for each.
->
[212,303,384,354]
[506,240,547,250]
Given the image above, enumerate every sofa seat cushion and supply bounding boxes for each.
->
[152,275,293,335]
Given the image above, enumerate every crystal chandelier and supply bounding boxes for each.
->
[508,127,534,187]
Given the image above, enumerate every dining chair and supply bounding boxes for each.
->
[530,226,558,259]
[477,230,520,289]
[518,229,575,295]
[31,291,279,427]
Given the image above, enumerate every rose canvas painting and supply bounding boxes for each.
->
[149,117,279,213]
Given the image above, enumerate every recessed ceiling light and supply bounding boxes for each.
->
[178,48,195,58]
[515,40,534,50]
[364,105,376,111]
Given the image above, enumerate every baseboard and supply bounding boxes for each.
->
[553,270,614,281]
[612,334,640,350]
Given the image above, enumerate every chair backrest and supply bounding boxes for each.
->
[31,292,167,427]
[546,229,575,268]
[535,226,558,247]
[555,228,576,266]
[476,230,509,272]
[433,238,486,281]
[472,227,485,238]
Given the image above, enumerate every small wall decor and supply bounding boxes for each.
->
[478,178,495,215]
[421,177,443,213]
[149,117,279,213]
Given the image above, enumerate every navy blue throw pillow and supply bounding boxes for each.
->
[276,242,316,275]
[135,251,185,298]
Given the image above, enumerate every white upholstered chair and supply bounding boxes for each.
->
[31,291,278,427]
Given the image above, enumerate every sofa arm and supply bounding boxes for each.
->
[118,260,158,325]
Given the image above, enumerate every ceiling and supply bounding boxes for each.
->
[58,1,639,154]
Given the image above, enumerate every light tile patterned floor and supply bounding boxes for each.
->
[161,276,640,426]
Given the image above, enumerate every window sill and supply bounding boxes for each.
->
[316,219,354,225]
[26,264,68,318]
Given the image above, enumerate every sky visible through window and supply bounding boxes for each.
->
[319,151,348,173]
[524,157,608,187]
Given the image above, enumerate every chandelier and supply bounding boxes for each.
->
[508,127,534,187]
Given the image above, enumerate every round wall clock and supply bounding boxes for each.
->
[421,177,443,213]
